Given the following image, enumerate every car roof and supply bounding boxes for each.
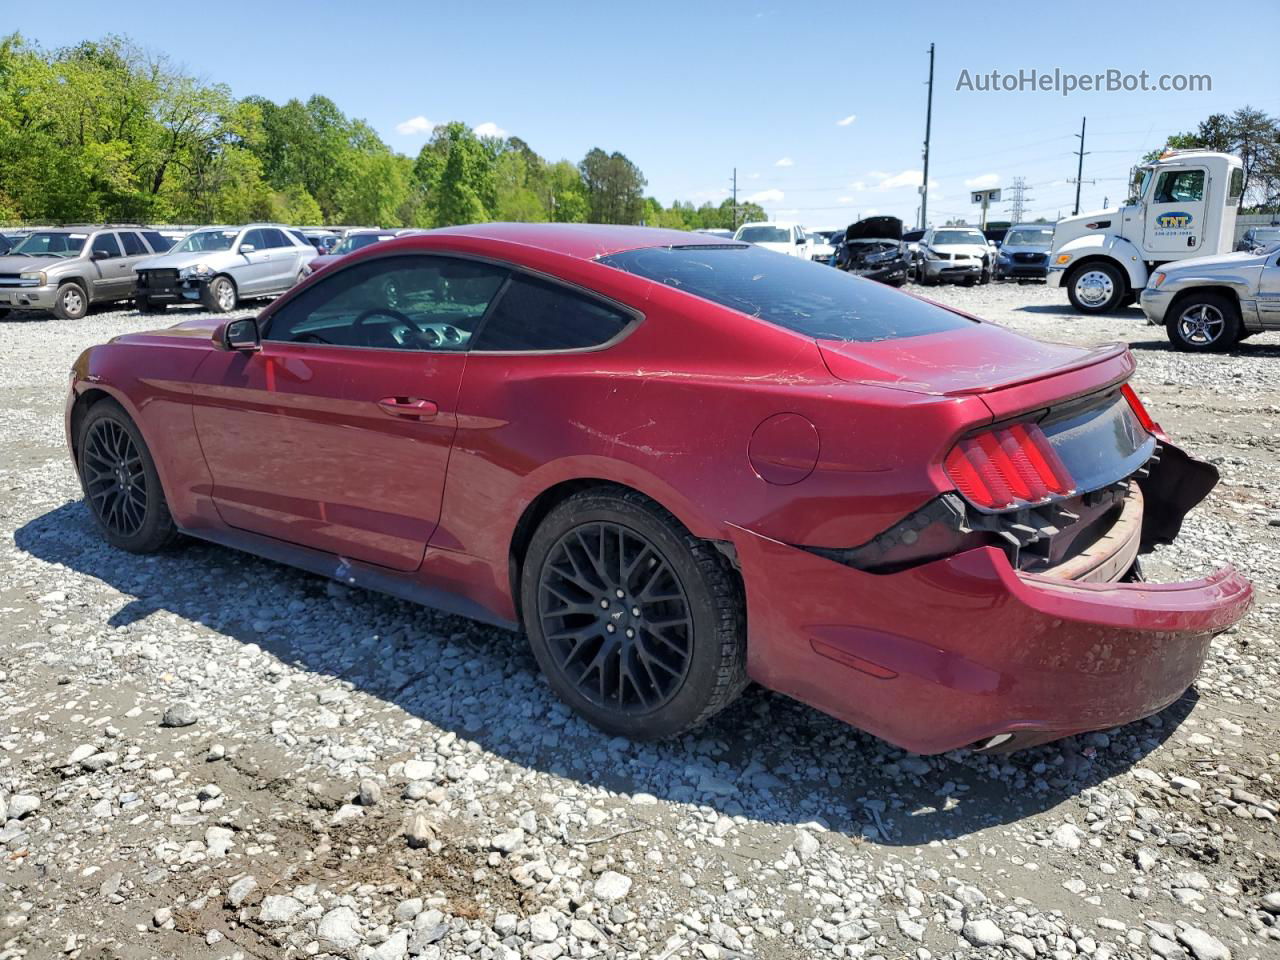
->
[426,222,732,260]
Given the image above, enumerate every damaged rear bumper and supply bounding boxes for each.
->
[728,442,1252,755]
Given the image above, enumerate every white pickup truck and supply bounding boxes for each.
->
[1049,150,1244,314]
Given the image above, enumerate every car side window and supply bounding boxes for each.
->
[142,231,173,252]
[264,254,507,352]
[240,229,265,252]
[119,231,147,256]
[472,274,632,352]
[1153,170,1205,204]
[260,228,289,249]
[91,233,122,259]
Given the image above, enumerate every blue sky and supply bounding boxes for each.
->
[14,1,1279,228]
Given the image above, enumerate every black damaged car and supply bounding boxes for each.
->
[832,216,910,287]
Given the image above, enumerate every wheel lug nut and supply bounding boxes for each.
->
[600,599,609,609]
[606,624,616,633]
[625,628,635,639]
[615,589,624,599]
[631,606,640,617]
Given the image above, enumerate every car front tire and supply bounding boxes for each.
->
[202,276,238,313]
[53,281,89,320]
[76,399,178,553]
[520,487,748,740]
[1166,292,1241,353]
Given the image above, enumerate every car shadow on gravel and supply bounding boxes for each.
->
[16,500,1194,848]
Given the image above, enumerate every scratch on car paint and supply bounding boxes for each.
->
[569,419,668,458]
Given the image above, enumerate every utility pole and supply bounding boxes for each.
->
[730,167,739,229]
[920,43,935,230]
[1073,117,1088,216]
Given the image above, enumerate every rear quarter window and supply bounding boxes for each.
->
[472,275,633,351]
[599,244,973,342]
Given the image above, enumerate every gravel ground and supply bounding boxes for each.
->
[1,283,1277,960]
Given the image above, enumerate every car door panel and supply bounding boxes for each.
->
[89,233,132,300]
[233,229,274,295]
[1145,167,1208,255]
[1258,256,1280,328]
[190,344,466,571]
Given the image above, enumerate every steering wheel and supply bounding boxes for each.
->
[351,307,419,347]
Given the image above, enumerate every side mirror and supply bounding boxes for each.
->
[795,235,806,244]
[239,243,256,254]
[91,248,109,261]
[215,317,261,352]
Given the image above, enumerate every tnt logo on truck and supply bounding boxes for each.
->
[1155,211,1194,228]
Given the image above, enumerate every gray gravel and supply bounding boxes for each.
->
[0,285,1277,959]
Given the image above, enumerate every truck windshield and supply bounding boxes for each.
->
[736,226,791,244]
[175,230,239,253]
[12,232,88,257]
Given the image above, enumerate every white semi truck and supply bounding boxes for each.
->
[1048,150,1245,314]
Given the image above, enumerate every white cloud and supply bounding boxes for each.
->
[876,170,924,190]
[747,172,761,179]
[836,114,857,126]
[746,188,784,205]
[474,121,508,139]
[395,115,435,136]
[963,173,1000,189]
[837,196,854,203]
[848,180,868,192]
[775,157,794,167]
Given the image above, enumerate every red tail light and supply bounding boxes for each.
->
[1121,383,1162,436]
[944,421,1075,510]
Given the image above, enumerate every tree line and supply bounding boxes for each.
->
[0,33,763,229]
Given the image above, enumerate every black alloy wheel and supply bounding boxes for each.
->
[537,521,693,714]
[82,417,149,538]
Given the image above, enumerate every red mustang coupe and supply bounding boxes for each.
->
[66,224,1252,753]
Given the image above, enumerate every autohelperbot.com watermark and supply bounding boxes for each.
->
[955,68,1212,96]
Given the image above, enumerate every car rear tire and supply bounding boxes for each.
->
[1066,261,1127,314]
[76,399,178,553]
[53,281,89,320]
[202,276,237,313]
[138,298,168,314]
[1165,292,1241,353]
[520,487,748,740]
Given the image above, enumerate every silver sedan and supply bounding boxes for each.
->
[1140,244,1280,351]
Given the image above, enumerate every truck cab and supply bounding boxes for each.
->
[1048,150,1244,314]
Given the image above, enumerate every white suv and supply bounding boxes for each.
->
[733,222,812,259]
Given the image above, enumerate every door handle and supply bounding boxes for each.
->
[377,396,438,419]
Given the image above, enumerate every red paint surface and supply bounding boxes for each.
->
[66,224,1253,751]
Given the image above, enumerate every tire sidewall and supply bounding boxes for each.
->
[54,282,88,320]
[520,492,733,739]
[77,400,174,552]
[203,276,236,313]
[1166,294,1241,353]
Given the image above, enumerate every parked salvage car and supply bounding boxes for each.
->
[732,221,812,259]
[1140,243,1280,351]
[916,226,992,286]
[134,224,315,313]
[806,231,836,265]
[833,216,910,286]
[66,223,1251,753]
[303,228,420,277]
[0,226,171,319]
[1235,225,1280,252]
[994,224,1055,281]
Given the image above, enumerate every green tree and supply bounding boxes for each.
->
[579,148,646,223]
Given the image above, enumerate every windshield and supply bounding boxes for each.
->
[12,232,88,257]
[1248,229,1280,246]
[599,244,973,343]
[175,229,239,253]
[1004,227,1055,246]
[931,230,985,245]
[736,225,791,244]
[333,233,395,255]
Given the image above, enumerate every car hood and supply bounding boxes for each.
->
[0,253,68,272]
[135,250,237,272]
[1160,250,1267,275]
[308,253,341,272]
[845,216,902,243]
[817,315,1130,398]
